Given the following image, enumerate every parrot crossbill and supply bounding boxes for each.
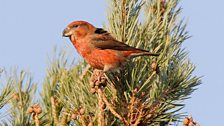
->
[63,20,159,72]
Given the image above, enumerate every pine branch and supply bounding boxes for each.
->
[51,96,59,124]
[132,104,143,126]
[98,88,128,125]
[79,111,86,126]
[87,115,94,126]
[97,88,105,126]
[8,69,37,126]
[0,80,13,109]
[33,113,40,126]
[59,108,69,125]
[0,74,13,124]
[128,95,136,123]
[36,0,201,125]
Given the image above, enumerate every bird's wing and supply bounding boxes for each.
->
[91,28,145,51]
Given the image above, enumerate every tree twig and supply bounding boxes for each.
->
[128,95,136,123]
[33,113,40,126]
[97,88,105,126]
[59,108,68,126]
[79,114,86,126]
[51,96,59,124]
[87,115,94,126]
[98,88,128,125]
[133,105,143,126]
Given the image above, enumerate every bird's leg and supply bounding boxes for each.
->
[97,70,104,82]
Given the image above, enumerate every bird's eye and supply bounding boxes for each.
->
[73,24,79,28]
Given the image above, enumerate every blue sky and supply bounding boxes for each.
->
[0,0,223,125]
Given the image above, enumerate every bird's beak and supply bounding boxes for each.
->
[62,27,72,37]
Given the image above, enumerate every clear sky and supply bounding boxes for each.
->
[0,0,223,125]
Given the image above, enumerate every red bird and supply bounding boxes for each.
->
[63,20,158,72]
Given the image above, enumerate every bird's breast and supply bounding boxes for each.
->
[72,40,126,70]
[73,41,92,57]
[84,49,125,70]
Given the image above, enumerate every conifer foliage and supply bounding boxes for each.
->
[0,0,200,126]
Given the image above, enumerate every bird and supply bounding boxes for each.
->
[62,20,159,73]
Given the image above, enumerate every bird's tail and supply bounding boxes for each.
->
[138,51,159,56]
[130,51,159,58]
[124,50,159,58]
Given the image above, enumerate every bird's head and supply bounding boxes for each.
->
[63,20,96,40]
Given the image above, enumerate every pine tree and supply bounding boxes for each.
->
[39,0,201,125]
[0,0,201,126]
